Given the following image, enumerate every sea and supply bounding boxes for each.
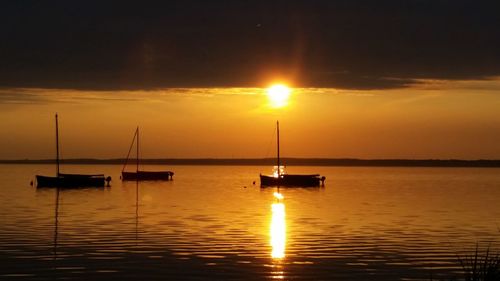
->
[1,164,499,280]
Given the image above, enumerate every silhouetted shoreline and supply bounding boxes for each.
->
[1,158,500,167]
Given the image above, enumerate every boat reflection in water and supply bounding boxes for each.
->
[270,191,286,259]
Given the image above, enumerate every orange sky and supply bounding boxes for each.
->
[1,79,500,160]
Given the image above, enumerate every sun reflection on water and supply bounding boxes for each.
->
[271,192,286,259]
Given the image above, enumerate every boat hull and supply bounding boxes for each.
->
[36,174,105,188]
[260,174,322,187]
[122,171,174,181]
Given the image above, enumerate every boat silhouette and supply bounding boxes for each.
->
[260,121,325,187]
[121,127,174,181]
[35,114,109,188]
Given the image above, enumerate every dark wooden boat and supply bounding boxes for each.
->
[36,174,105,188]
[260,173,322,187]
[121,127,174,181]
[35,114,108,188]
[122,170,173,181]
[260,121,325,187]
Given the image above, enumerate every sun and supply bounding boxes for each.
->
[267,84,291,108]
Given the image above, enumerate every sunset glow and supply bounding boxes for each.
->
[1,86,500,160]
[2,2,500,280]
[267,84,291,108]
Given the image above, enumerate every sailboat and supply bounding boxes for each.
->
[36,114,108,188]
[260,121,325,187]
[121,127,174,181]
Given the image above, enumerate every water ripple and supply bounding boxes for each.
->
[0,165,499,280]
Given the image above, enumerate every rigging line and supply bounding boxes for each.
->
[122,128,138,172]
[263,125,277,160]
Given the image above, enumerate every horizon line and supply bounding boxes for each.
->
[1,158,500,167]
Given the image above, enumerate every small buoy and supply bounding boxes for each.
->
[244,186,247,188]
[105,176,112,187]
[30,180,33,186]
[252,181,256,185]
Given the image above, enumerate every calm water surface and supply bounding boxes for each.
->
[1,165,499,280]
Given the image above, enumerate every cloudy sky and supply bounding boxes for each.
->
[1,1,499,159]
[2,1,499,90]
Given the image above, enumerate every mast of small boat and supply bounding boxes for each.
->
[136,126,139,173]
[122,126,140,174]
[55,113,60,177]
[276,120,280,177]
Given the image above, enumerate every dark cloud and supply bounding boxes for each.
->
[1,1,499,90]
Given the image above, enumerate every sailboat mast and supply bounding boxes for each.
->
[136,126,139,173]
[55,113,60,177]
[276,120,280,175]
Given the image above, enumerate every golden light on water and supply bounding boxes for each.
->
[273,192,284,200]
[270,193,286,259]
[267,84,291,108]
